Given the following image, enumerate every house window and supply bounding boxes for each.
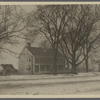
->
[29,66,31,70]
[26,66,31,70]
[29,58,31,62]
[26,68,28,70]
[58,65,64,71]
[35,65,39,72]
[46,65,51,71]
[40,65,45,71]
[26,57,31,62]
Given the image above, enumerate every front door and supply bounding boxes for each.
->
[35,65,40,73]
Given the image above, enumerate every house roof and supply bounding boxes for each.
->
[26,47,63,57]
[1,64,16,71]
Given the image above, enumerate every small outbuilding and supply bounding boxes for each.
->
[0,64,17,75]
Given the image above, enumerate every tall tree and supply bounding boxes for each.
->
[82,5,100,72]
[27,5,72,75]
[59,5,100,73]
[83,32,100,72]
[0,5,26,54]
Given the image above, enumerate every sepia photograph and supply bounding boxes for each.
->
[0,2,100,97]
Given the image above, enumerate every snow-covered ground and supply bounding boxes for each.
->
[0,72,100,95]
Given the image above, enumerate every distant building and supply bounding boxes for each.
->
[0,64,17,75]
[18,43,66,75]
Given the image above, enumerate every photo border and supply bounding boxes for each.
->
[0,1,100,99]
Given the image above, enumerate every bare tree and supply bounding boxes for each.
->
[81,5,100,72]
[26,5,100,74]
[59,5,100,73]
[83,32,100,72]
[27,5,72,75]
[0,5,26,54]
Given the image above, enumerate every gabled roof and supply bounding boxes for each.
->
[1,64,16,71]
[26,47,63,57]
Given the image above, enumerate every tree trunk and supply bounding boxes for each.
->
[85,53,89,72]
[53,53,57,75]
[72,61,77,74]
[71,50,77,74]
[66,60,70,69]
[53,48,58,75]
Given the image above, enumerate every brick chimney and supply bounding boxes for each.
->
[26,42,31,47]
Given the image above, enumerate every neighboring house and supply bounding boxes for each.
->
[18,43,66,75]
[0,64,17,75]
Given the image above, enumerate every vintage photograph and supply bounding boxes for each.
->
[0,3,100,96]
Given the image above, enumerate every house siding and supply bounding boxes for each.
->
[19,47,66,75]
[34,56,66,74]
[19,48,33,75]
[32,56,35,74]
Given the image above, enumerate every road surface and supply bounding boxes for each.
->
[0,74,100,95]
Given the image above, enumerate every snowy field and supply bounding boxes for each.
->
[0,72,100,95]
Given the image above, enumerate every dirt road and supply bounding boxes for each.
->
[0,74,100,95]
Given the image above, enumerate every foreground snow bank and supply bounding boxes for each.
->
[0,72,100,95]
